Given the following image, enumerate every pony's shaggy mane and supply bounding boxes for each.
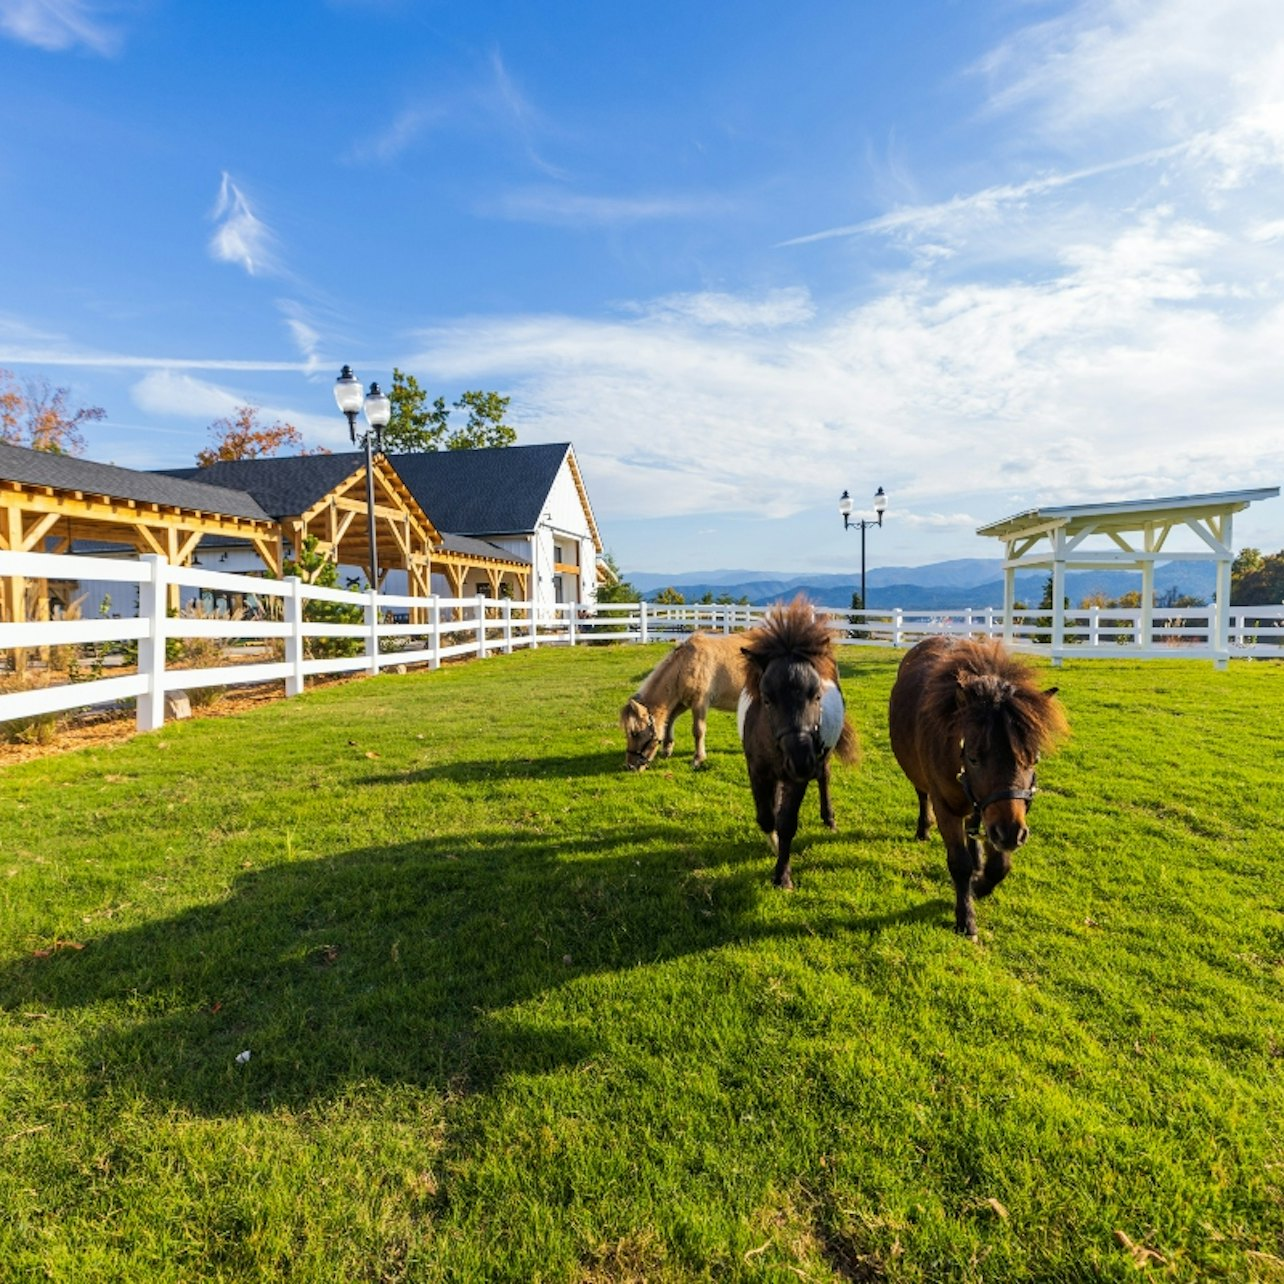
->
[740,596,839,701]
[921,638,1068,764]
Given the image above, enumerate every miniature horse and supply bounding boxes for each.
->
[738,598,859,889]
[888,635,1068,938]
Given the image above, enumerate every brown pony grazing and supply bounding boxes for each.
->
[738,598,860,889]
[888,635,1069,939]
[620,630,759,770]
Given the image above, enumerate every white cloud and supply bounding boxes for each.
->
[977,0,1284,188]
[209,172,279,277]
[0,0,121,54]
[402,202,1284,534]
[131,370,347,449]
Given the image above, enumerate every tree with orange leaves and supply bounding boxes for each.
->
[196,404,326,467]
[0,369,105,456]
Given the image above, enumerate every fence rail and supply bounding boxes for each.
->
[2,550,1281,734]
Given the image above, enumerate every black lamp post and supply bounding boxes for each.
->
[333,365,391,590]
[838,486,887,615]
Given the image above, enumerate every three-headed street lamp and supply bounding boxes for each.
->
[334,365,391,590]
[838,486,887,617]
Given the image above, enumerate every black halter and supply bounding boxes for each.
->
[957,741,1037,839]
[626,707,659,769]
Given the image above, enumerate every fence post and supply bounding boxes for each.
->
[135,554,168,732]
[569,603,578,647]
[285,575,305,697]
[529,598,539,649]
[892,608,903,647]
[429,597,441,670]
[476,597,487,659]
[640,600,649,644]
[503,599,513,653]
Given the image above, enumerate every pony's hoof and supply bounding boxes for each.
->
[774,874,794,891]
[823,817,837,831]
[692,757,709,770]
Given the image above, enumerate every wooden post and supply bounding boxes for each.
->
[429,597,441,671]
[285,576,304,697]
[135,554,168,732]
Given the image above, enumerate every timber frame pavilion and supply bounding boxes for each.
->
[0,442,530,625]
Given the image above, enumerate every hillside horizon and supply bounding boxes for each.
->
[625,558,1218,611]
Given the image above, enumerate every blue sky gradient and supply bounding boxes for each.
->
[2,0,1282,575]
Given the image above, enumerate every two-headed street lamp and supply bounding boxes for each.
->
[838,486,887,616]
[334,365,391,590]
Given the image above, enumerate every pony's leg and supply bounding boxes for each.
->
[936,807,978,939]
[817,758,836,830]
[661,703,686,758]
[973,844,1012,899]
[914,789,934,841]
[749,765,778,843]
[690,701,710,768]
[772,780,808,889]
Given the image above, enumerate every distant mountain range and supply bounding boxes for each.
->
[627,559,1217,610]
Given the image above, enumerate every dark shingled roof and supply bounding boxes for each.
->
[437,533,529,565]
[158,453,370,520]
[388,443,575,536]
[0,440,272,521]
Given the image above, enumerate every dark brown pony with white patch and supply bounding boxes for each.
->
[888,635,1069,939]
[739,598,860,889]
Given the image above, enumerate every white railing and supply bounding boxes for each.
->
[2,551,1281,733]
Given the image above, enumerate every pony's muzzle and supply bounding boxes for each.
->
[986,812,1029,853]
[779,733,818,781]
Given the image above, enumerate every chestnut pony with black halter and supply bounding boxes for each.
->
[888,635,1068,939]
[738,598,859,889]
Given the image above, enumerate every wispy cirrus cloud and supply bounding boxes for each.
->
[488,49,568,180]
[209,172,279,277]
[490,186,733,227]
[778,146,1185,247]
[346,104,448,165]
[0,0,123,54]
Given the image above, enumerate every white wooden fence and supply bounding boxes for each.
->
[2,550,1281,734]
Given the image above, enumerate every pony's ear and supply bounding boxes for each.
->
[954,670,977,707]
[1044,686,1059,698]
[621,698,646,727]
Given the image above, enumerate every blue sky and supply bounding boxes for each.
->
[2,0,1282,577]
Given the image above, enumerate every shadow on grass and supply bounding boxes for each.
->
[0,825,937,1117]
[362,749,625,786]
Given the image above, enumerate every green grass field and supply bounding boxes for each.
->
[2,645,1282,1282]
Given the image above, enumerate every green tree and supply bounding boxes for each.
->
[446,390,516,451]
[653,587,685,605]
[383,370,515,453]
[385,369,450,452]
[595,553,640,606]
[1232,547,1284,606]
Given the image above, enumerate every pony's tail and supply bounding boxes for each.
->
[834,718,861,767]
